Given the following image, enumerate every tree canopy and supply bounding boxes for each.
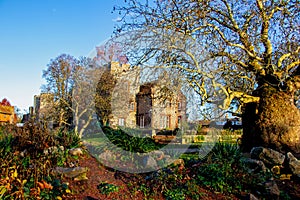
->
[114,0,300,153]
[0,98,12,107]
[42,54,102,137]
[42,54,79,127]
[114,0,299,111]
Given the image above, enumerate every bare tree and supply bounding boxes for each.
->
[70,57,104,138]
[43,55,101,138]
[42,54,77,127]
[114,0,300,153]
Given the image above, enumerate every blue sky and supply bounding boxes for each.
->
[0,0,122,112]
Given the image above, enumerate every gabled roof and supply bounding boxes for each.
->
[0,105,14,115]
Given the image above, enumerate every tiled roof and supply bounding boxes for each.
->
[0,105,14,114]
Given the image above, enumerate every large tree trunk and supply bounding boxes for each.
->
[241,102,261,152]
[241,86,300,154]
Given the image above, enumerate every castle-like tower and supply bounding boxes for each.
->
[108,61,141,128]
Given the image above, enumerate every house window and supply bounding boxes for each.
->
[178,116,182,128]
[129,102,135,111]
[178,102,182,111]
[166,115,170,128]
[160,116,165,128]
[118,118,125,126]
[160,115,170,129]
[139,115,145,128]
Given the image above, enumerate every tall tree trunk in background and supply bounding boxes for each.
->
[241,86,300,154]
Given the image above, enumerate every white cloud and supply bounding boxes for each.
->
[112,17,122,22]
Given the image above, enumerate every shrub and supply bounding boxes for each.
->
[0,133,14,157]
[164,188,185,200]
[197,162,239,194]
[209,142,242,163]
[156,128,176,136]
[195,142,271,195]
[56,129,81,149]
[102,126,162,153]
[0,123,73,199]
[97,182,119,195]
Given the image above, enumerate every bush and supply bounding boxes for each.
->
[0,133,14,157]
[209,142,242,163]
[0,122,59,158]
[156,128,180,136]
[195,142,271,195]
[102,126,163,153]
[164,188,185,200]
[97,182,119,195]
[0,123,73,199]
[56,129,81,149]
[136,165,208,200]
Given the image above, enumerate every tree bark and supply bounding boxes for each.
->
[241,86,300,154]
[241,102,260,152]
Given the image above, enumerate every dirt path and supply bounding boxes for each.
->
[63,153,240,200]
[61,147,300,200]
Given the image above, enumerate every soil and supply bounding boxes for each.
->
[62,151,300,200]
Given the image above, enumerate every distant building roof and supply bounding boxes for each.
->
[198,120,211,126]
[0,105,14,114]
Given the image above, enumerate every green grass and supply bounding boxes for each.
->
[83,136,106,145]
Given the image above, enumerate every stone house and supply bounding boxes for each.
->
[109,61,140,128]
[108,61,187,131]
[31,61,187,133]
[33,93,55,126]
[136,82,187,131]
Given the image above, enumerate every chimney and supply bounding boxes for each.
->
[29,106,34,116]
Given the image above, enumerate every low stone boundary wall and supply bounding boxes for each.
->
[181,134,242,144]
[153,134,242,144]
